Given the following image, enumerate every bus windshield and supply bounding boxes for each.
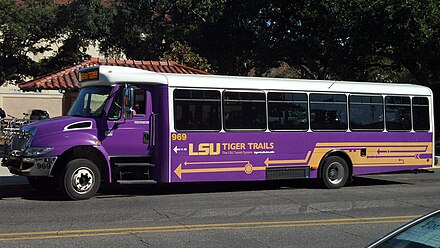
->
[68,86,112,117]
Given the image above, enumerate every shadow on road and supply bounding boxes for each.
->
[95,176,406,199]
[0,175,407,201]
[0,187,68,201]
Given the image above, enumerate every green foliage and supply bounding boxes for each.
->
[98,1,163,59]
[39,0,115,72]
[99,0,225,65]
[0,0,58,84]
[195,1,262,75]
[161,41,211,72]
[246,0,440,84]
[1,0,440,88]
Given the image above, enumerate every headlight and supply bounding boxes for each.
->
[24,147,54,157]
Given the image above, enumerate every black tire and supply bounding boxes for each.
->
[321,156,349,189]
[61,158,101,200]
[27,177,58,191]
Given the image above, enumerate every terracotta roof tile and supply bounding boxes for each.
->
[19,57,210,91]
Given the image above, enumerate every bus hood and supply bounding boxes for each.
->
[25,116,99,146]
[27,116,95,135]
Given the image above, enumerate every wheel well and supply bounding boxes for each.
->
[318,150,353,179]
[51,146,109,182]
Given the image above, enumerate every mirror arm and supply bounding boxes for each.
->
[122,84,135,120]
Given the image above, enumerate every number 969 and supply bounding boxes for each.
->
[172,133,187,141]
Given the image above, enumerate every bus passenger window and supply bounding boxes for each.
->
[310,94,347,131]
[385,96,411,131]
[223,91,266,131]
[413,97,430,131]
[268,92,308,130]
[174,89,221,131]
[349,95,383,131]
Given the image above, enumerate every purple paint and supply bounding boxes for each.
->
[170,132,433,183]
[17,107,433,184]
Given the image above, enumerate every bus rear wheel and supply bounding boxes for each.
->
[61,158,101,200]
[321,156,349,189]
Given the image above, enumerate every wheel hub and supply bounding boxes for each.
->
[328,162,343,184]
[71,167,94,193]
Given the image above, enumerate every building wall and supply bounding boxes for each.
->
[0,84,63,119]
[29,39,104,62]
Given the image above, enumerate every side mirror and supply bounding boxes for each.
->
[123,86,134,120]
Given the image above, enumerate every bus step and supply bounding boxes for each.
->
[115,163,155,168]
[117,180,157,185]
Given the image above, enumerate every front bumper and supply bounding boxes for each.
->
[2,156,57,177]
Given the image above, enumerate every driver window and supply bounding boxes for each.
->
[108,90,123,120]
[133,89,146,116]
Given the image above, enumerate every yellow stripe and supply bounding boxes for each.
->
[0,220,413,241]
[0,215,416,241]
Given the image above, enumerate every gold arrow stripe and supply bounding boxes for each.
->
[265,151,311,166]
[184,160,249,166]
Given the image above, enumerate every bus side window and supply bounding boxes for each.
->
[223,91,266,131]
[174,89,221,131]
[268,92,308,130]
[310,93,347,131]
[385,96,411,131]
[349,95,384,131]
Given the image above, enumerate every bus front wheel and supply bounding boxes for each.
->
[321,156,349,189]
[61,158,101,200]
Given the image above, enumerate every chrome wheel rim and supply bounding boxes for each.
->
[327,162,344,185]
[71,167,94,194]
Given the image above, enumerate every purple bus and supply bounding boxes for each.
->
[2,66,434,200]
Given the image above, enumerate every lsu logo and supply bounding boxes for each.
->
[189,143,221,156]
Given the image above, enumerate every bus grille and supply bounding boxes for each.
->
[266,166,310,180]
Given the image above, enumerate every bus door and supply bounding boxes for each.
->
[102,86,152,157]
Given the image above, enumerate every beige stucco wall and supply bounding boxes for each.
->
[0,84,63,119]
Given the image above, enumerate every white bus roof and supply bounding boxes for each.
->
[80,66,432,96]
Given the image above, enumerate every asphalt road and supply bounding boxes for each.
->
[0,170,439,248]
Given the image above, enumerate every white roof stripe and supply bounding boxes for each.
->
[80,66,432,96]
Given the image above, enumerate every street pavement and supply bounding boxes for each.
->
[1,168,439,247]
